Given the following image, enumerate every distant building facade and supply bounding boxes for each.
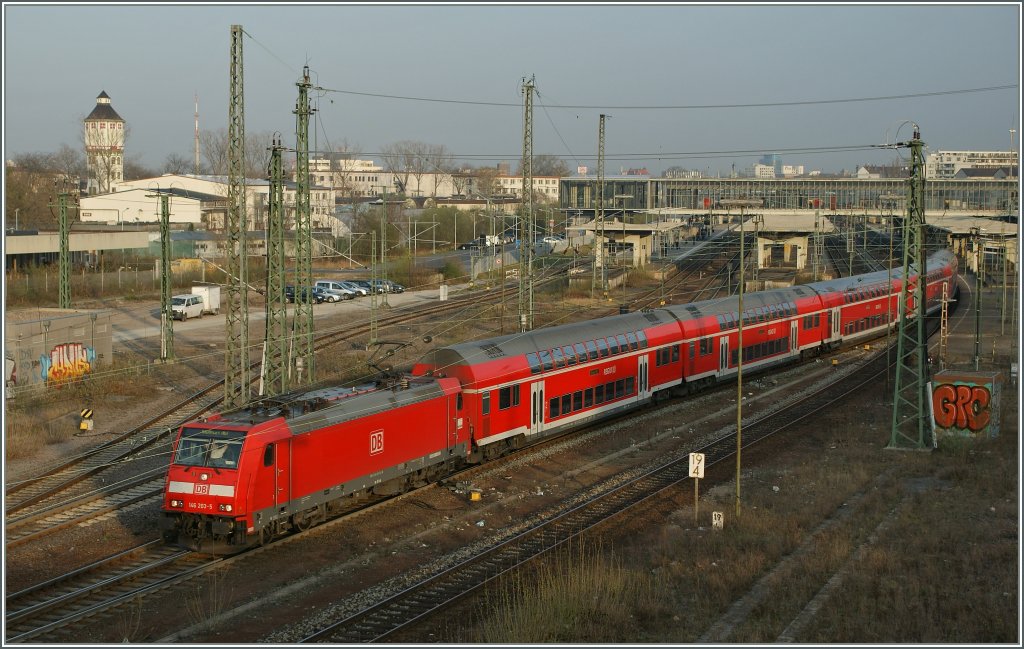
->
[926,150,1018,180]
[84,91,125,195]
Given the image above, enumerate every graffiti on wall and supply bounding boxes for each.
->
[932,371,1001,438]
[40,342,96,385]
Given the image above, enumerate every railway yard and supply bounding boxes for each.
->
[3,231,1019,643]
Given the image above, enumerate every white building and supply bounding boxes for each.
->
[84,91,125,195]
[753,163,776,179]
[492,175,560,202]
[114,174,345,236]
[79,187,226,227]
[926,150,1017,179]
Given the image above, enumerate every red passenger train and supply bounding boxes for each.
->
[160,250,958,551]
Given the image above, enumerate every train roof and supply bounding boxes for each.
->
[420,310,675,370]
[661,285,820,322]
[208,378,449,434]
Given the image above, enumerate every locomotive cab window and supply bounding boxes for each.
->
[263,444,274,467]
[173,428,245,469]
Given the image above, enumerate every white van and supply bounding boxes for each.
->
[171,294,205,320]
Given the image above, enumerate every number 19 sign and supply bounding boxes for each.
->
[689,452,705,525]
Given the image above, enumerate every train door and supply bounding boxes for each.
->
[719,337,729,375]
[275,439,291,507]
[637,355,650,401]
[790,320,798,354]
[830,308,841,341]
[529,381,545,436]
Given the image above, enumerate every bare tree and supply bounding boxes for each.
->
[380,141,420,195]
[163,153,193,174]
[518,154,570,178]
[52,144,87,182]
[426,143,454,197]
[199,128,271,178]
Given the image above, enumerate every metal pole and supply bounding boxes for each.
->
[736,207,744,518]
[972,227,981,370]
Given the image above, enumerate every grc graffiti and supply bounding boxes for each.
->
[40,343,96,385]
[932,383,991,432]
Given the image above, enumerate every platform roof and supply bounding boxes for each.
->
[926,215,1017,237]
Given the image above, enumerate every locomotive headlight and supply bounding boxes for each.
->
[218,504,233,512]
[170,499,183,508]
[200,473,209,481]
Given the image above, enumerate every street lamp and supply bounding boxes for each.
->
[720,198,761,518]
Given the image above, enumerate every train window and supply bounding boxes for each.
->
[526,352,542,374]
[596,338,609,357]
[585,340,599,360]
[636,330,648,348]
[595,384,605,403]
[584,388,594,408]
[608,337,620,355]
[552,347,565,368]
[574,343,588,362]
[625,377,634,395]
[498,386,520,410]
[539,349,553,371]
[457,393,463,410]
[615,380,625,398]
[573,391,583,411]
[606,381,615,399]
[732,350,738,365]
[617,334,629,352]
[550,397,560,418]
[672,345,680,362]
[563,346,577,366]
[814,314,820,327]
[626,332,638,351]
[768,305,776,319]
[482,392,491,415]
[263,444,275,467]
[561,394,571,414]
[717,315,727,329]
[803,315,810,329]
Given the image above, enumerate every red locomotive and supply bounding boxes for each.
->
[160,250,957,551]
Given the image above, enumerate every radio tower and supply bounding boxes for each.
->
[224,24,250,409]
[888,124,931,450]
[194,92,200,174]
[518,75,535,332]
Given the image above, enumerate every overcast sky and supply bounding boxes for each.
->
[3,3,1020,176]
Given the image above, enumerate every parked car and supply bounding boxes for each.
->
[370,279,405,294]
[285,286,324,304]
[313,280,356,301]
[171,294,205,320]
[542,235,564,244]
[337,280,369,297]
[350,280,375,293]
[457,241,480,250]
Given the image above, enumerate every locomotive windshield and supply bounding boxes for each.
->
[174,428,246,468]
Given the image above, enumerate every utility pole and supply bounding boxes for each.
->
[294,65,315,384]
[813,209,821,281]
[369,230,379,344]
[224,24,250,409]
[888,124,932,450]
[721,198,760,518]
[971,226,982,371]
[151,192,174,361]
[380,184,390,308]
[264,136,288,395]
[592,114,606,299]
[519,75,535,332]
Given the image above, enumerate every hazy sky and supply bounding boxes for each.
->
[3,3,1020,176]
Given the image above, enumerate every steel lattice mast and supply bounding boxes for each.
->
[224,24,250,409]
[888,126,932,450]
[519,75,535,332]
[293,66,315,384]
[263,136,288,395]
[592,114,606,299]
[55,182,72,309]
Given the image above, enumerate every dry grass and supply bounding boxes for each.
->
[469,540,670,643]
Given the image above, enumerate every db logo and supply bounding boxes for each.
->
[370,430,384,455]
[194,483,209,495]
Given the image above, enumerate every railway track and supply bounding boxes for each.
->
[4,540,210,643]
[296,343,898,643]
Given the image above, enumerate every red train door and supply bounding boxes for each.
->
[637,355,650,401]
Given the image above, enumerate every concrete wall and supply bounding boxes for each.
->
[5,309,113,391]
